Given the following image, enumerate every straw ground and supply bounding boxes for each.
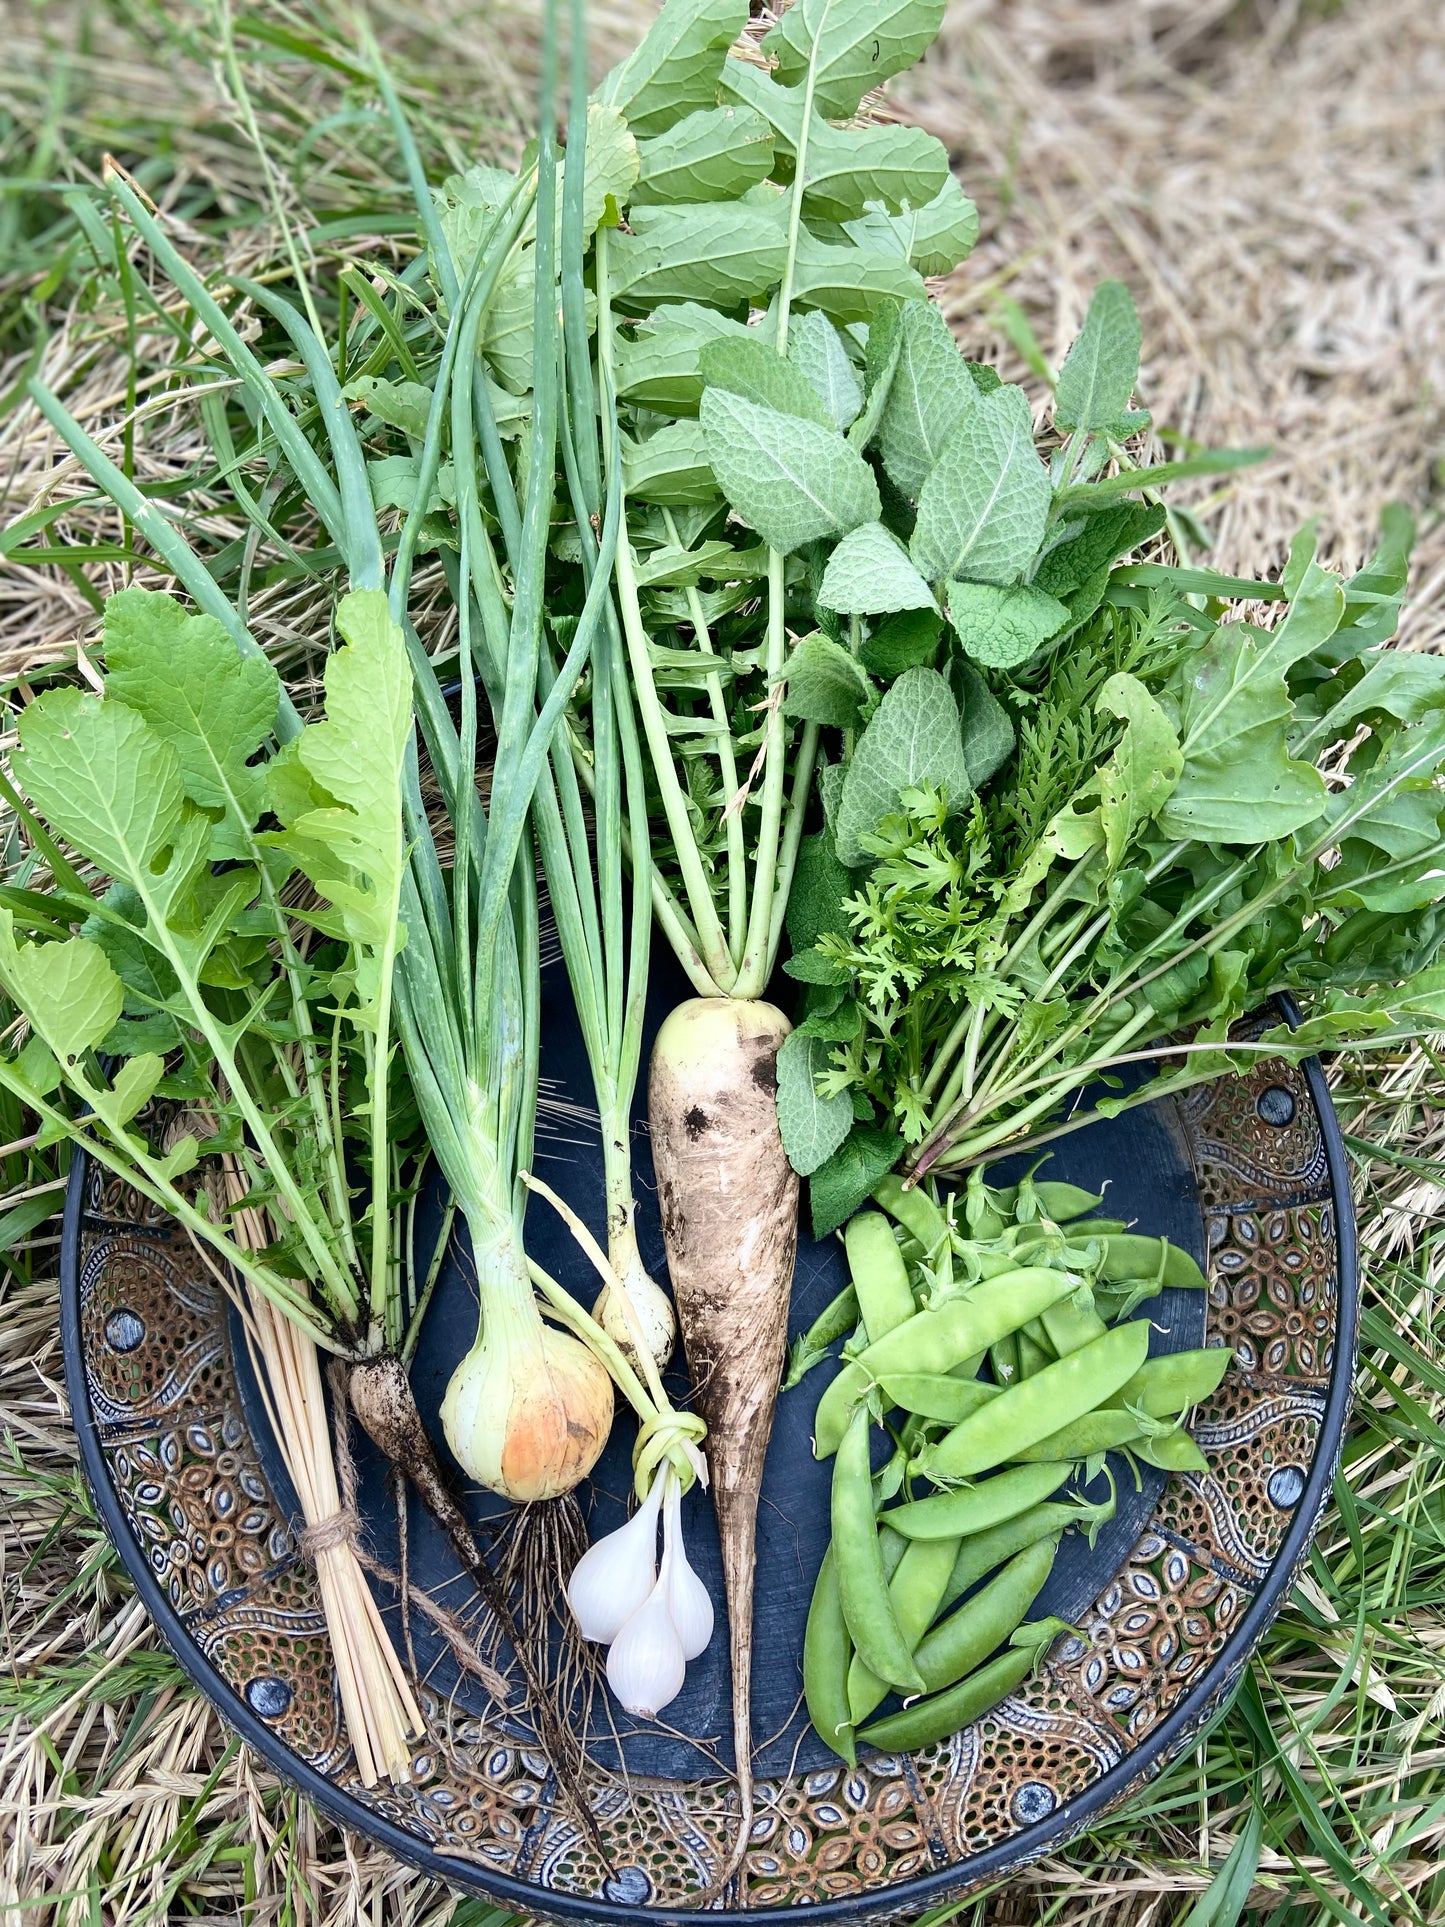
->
[1,2,1442,1921]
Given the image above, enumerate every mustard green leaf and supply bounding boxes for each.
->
[789,231,926,322]
[13,689,187,884]
[622,419,719,505]
[0,909,124,1064]
[633,104,773,205]
[764,0,948,120]
[609,199,790,309]
[599,0,750,139]
[844,175,979,278]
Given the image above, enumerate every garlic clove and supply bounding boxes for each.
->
[566,1470,664,1645]
[662,1473,714,1662]
[606,1578,687,1718]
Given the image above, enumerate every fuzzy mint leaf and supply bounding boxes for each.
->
[947,579,1069,670]
[102,586,280,849]
[776,1028,855,1176]
[834,665,972,864]
[788,311,863,431]
[599,0,750,140]
[699,335,833,426]
[763,0,947,120]
[632,105,773,206]
[699,388,879,553]
[877,297,978,497]
[787,829,856,956]
[861,608,943,678]
[819,521,938,615]
[1054,281,1142,433]
[809,1124,906,1239]
[911,384,1051,586]
[608,200,789,311]
[955,659,1015,788]
[783,633,873,728]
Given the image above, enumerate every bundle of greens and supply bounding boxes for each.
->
[0,582,426,1782]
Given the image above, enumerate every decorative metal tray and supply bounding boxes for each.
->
[61,975,1354,1923]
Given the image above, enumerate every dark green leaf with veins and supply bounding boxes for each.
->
[1054,282,1141,433]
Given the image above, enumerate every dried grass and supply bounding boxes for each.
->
[2,1,1443,1922]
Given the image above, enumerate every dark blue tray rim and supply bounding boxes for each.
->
[59,1008,1358,1926]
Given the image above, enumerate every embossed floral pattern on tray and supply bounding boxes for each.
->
[67,1038,1352,1918]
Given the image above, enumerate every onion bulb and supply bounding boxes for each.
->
[593,1212,675,1374]
[441,1273,613,1501]
[566,1470,664,1644]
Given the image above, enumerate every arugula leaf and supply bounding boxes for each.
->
[599,0,750,139]
[1095,672,1182,866]
[0,913,123,1063]
[783,633,873,728]
[699,388,879,552]
[342,375,435,439]
[788,310,863,430]
[633,105,774,206]
[835,666,972,863]
[947,579,1069,669]
[699,335,833,426]
[776,1028,855,1175]
[14,690,189,889]
[103,586,280,849]
[267,591,411,1029]
[763,0,948,120]
[1054,281,1141,432]
[861,607,943,678]
[810,1123,905,1237]
[609,199,790,309]
[877,296,978,497]
[1160,625,1328,842]
[820,521,938,615]
[911,384,1051,586]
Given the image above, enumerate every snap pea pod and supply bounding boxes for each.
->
[989,1333,1020,1387]
[846,1212,915,1344]
[879,1372,998,1425]
[1098,1234,1207,1292]
[884,1461,1076,1541]
[1016,1330,1053,1378]
[1040,1291,1107,1357]
[994,1179,1104,1223]
[833,1407,926,1694]
[1134,1425,1210,1473]
[782,1282,859,1391]
[873,1174,948,1252]
[803,1547,856,1766]
[813,1268,1079,1459]
[912,1537,1057,1694]
[920,1320,1153,1481]
[938,1499,1109,1615]
[846,1535,961,1726]
[1111,1345,1232,1416]
[1013,1407,1153,1462]
[858,1645,1036,1752]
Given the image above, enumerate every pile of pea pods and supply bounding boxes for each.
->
[791,1167,1230,1763]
